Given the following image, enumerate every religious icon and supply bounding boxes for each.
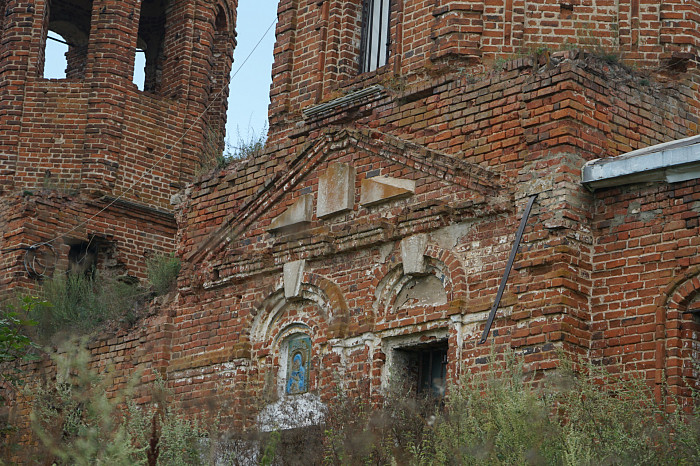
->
[285,335,311,395]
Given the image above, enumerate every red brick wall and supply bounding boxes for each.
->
[268,0,699,139]
[5,1,700,455]
[0,0,236,286]
[592,179,700,398]
[164,53,698,428]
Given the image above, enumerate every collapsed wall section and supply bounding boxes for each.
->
[0,0,237,288]
[0,191,177,293]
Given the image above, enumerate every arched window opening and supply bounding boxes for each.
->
[204,3,234,157]
[682,296,700,390]
[42,0,94,80]
[44,32,69,79]
[215,4,227,32]
[136,0,168,93]
[0,0,7,43]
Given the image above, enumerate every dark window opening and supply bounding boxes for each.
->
[359,0,391,73]
[0,0,7,43]
[215,5,227,32]
[136,0,168,93]
[67,242,97,277]
[396,341,448,397]
[42,0,94,79]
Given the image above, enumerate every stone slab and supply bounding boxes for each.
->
[268,194,314,231]
[360,176,415,207]
[317,162,355,218]
[284,259,305,299]
[401,234,428,274]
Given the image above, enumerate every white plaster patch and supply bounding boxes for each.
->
[430,221,473,250]
[394,275,448,309]
[378,242,394,263]
[257,392,326,432]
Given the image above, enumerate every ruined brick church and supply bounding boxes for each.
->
[2,0,699,437]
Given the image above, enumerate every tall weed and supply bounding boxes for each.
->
[35,273,143,341]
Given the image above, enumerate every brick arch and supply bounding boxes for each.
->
[655,266,700,398]
[371,242,467,321]
[250,272,349,346]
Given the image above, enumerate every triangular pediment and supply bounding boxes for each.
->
[185,128,506,269]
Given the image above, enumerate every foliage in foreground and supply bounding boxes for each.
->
[34,273,144,341]
[0,296,41,441]
[5,340,699,465]
[26,340,210,465]
[322,354,700,465]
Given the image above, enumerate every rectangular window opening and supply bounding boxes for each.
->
[136,0,167,93]
[360,0,391,73]
[395,340,447,398]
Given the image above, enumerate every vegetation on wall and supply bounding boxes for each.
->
[20,252,180,342]
[223,124,267,163]
[26,340,211,465]
[146,253,181,296]
[35,273,144,341]
[199,124,267,174]
[4,341,698,465]
[320,352,699,465]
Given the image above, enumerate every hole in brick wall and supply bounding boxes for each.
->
[42,0,94,80]
[560,3,574,20]
[67,241,98,277]
[0,0,6,42]
[136,0,167,93]
[394,340,448,398]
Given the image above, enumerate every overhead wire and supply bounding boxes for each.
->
[30,15,278,254]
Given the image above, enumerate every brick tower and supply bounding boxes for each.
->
[0,0,237,291]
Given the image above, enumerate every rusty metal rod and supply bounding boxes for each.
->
[479,194,538,345]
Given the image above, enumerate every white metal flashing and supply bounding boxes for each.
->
[582,134,700,190]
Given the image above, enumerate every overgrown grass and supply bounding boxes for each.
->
[146,253,181,296]
[25,339,212,465]
[34,274,144,342]
[6,339,699,464]
[221,124,267,166]
[320,352,699,465]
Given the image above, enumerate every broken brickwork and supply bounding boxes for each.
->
[4,0,700,456]
[0,0,236,291]
[168,49,699,430]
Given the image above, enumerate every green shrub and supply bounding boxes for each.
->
[26,340,213,465]
[146,253,181,296]
[29,339,145,465]
[221,124,267,166]
[322,351,700,466]
[35,273,143,341]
